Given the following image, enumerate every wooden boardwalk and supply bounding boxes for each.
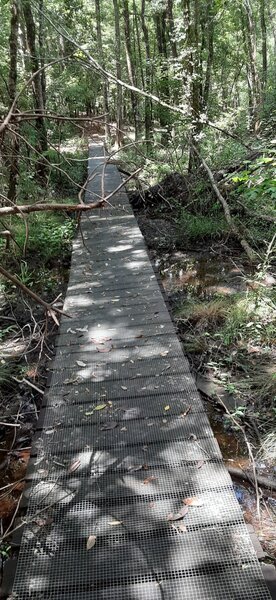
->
[11,143,271,599]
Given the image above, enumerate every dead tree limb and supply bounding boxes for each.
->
[0,264,72,324]
[1,112,107,123]
[190,143,257,262]
[0,201,104,216]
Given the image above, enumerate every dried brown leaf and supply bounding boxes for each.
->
[96,345,112,353]
[167,506,189,521]
[183,497,203,507]
[86,535,96,550]
[143,475,158,485]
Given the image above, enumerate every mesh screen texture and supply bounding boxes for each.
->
[11,143,271,600]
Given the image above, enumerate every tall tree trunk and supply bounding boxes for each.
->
[203,0,215,110]
[38,0,46,109]
[242,0,260,131]
[141,0,153,146]
[113,0,124,148]
[188,0,202,171]
[7,0,19,203]
[122,0,138,139]
[155,9,171,140]
[95,0,110,139]
[22,0,48,179]
[260,0,267,96]
[167,0,178,59]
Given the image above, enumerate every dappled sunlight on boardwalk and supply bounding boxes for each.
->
[11,143,271,599]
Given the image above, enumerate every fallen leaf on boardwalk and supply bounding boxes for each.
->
[121,386,127,390]
[76,326,88,332]
[94,404,107,411]
[167,506,188,521]
[96,346,112,353]
[196,460,205,469]
[127,464,143,472]
[100,421,117,430]
[178,523,187,533]
[183,497,203,507]
[181,405,192,418]
[108,520,122,526]
[160,351,169,356]
[164,405,170,411]
[76,360,86,367]
[64,376,80,385]
[86,535,96,550]
[85,411,94,416]
[143,475,157,485]
[91,337,112,344]
[68,459,81,473]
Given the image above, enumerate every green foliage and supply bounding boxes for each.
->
[46,149,87,193]
[177,210,227,242]
[0,544,11,560]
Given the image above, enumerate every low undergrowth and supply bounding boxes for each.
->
[175,282,276,458]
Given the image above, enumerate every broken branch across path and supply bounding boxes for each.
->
[0,201,104,216]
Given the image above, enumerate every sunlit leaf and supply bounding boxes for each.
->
[86,535,96,550]
[183,497,203,507]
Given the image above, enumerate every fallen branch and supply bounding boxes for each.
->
[1,112,107,123]
[227,465,276,492]
[12,376,44,395]
[0,200,104,216]
[0,264,71,324]
[190,143,256,262]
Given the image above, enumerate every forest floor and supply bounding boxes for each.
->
[0,244,71,578]
[126,170,276,564]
